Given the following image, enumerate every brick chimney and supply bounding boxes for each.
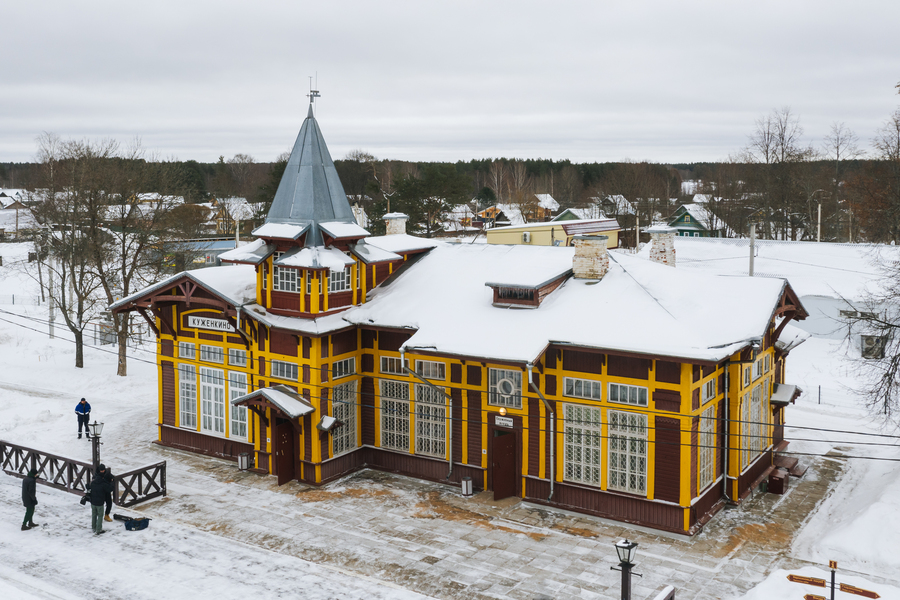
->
[384,212,408,236]
[646,225,676,267]
[572,235,609,280]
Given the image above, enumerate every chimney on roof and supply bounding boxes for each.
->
[572,235,609,280]
[384,212,408,236]
[646,225,676,267]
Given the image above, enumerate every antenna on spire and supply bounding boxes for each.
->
[307,75,320,105]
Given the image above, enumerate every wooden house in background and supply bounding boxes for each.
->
[111,105,808,535]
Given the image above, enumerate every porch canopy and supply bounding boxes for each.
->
[231,385,315,430]
[771,383,802,407]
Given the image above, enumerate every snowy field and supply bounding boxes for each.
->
[2,244,900,598]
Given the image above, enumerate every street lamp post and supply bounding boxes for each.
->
[88,421,104,474]
[612,539,641,600]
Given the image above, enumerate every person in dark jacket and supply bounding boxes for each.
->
[101,466,114,522]
[21,469,38,531]
[75,398,91,439]
[86,464,112,535]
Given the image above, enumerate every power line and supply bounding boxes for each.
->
[2,309,900,460]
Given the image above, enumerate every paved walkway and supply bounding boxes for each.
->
[121,446,897,600]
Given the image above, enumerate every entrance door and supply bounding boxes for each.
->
[275,419,295,486]
[491,430,517,500]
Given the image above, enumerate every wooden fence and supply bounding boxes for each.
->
[0,439,166,507]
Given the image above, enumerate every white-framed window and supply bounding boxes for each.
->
[272,252,299,293]
[742,384,768,468]
[415,360,445,381]
[270,360,298,381]
[200,345,224,364]
[332,357,355,380]
[752,357,763,381]
[380,356,407,375]
[488,368,522,409]
[563,404,603,486]
[764,353,771,374]
[743,366,751,388]
[564,377,603,401]
[262,262,268,290]
[332,380,358,457]
[228,371,248,440]
[607,410,647,495]
[228,348,247,367]
[178,363,197,429]
[329,266,351,293]
[608,383,648,407]
[200,367,226,435]
[380,380,410,452]
[178,342,196,360]
[698,404,716,491]
[702,378,716,403]
[414,384,446,458]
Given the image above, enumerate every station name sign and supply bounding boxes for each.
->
[495,416,514,428]
[188,316,235,333]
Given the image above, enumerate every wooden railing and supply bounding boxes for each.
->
[1,439,166,507]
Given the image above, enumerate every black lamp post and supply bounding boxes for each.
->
[88,421,104,474]
[612,539,640,600]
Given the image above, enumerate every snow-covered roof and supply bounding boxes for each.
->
[276,246,356,270]
[318,221,370,239]
[775,322,810,353]
[535,194,559,211]
[365,234,443,254]
[350,241,403,264]
[252,222,309,240]
[109,265,257,311]
[231,385,315,418]
[637,237,898,300]
[242,304,355,336]
[347,244,788,364]
[553,207,606,221]
[598,195,635,216]
[219,238,275,265]
[0,208,39,230]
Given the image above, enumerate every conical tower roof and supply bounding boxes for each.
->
[265,105,356,246]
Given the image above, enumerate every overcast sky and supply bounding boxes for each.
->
[2,1,898,165]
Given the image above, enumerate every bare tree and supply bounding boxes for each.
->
[488,160,506,203]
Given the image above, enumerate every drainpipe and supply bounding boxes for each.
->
[527,362,555,502]
[401,347,454,480]
[723,359,732,503]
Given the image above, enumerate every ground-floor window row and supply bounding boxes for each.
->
[176,363,248,441]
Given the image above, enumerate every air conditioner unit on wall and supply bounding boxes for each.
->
[861,335,887,359]
[522,232,531,243]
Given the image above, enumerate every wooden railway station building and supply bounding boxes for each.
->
[111,105,808,535]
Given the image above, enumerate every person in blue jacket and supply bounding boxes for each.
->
[75,398,91,439]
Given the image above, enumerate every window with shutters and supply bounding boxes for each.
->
[563,404,603,486]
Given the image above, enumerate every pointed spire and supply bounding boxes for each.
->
[265,108,355,246]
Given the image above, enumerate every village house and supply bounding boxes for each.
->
[110,106,808,536]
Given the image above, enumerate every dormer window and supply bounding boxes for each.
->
[498,287,534,302]
[272,252,299,293]
[329,266,352,293]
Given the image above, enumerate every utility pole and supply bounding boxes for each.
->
[817,202,822,243]
[749,223,756,277]
[48,257,55,339]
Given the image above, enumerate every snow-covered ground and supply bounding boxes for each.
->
[2,242,900,598]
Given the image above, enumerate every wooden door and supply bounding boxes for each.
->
[275,419,295,486]
[491,430,517,500]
